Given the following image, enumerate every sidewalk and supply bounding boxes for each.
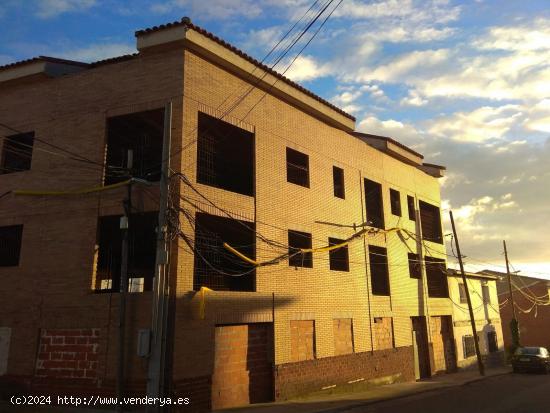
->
[218,367,511,413]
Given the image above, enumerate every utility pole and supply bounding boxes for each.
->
[449,211,485,376]
[118,151,133,412]
[147,102,172,410]
[503,240,520,348]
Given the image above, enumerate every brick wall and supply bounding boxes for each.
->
[333,319,354,355]
[373,317,394,350]
[290,320,315,362]
[275,346,415,400]
[35,328,99,380]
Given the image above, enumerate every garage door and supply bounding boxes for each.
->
[211,323,273,410]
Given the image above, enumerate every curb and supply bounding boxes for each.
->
[285,371,513,413]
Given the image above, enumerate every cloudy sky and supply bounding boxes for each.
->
[1,0,549,278]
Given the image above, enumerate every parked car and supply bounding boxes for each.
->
[512,347,550,373]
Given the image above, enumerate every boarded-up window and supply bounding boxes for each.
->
[364,178,384,229]
[0,225,23,267]
[333,166,345,199]
[197,112,255,196]
[286,147,309,188]
[407,195,416,221]
[419,200,443,244]
[390,189,401,216]
[459,283,467,303]
[290,320,315,361]
[425,257,448,298]
[288,230,313,268]
[333,318,354,355]
[408,253,421,279]
[329,237,349,272]
[369,245,390,296]
[194,213,255,291]
[1,132,34,174]
[373,317,395,350]
[463,335,475,358]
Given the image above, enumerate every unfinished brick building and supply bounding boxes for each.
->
[0,18,455,411]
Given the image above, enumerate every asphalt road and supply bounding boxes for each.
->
[342,373,550,413]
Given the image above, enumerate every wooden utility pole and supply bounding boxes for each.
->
[118,155,133,412]
[146,102,172,409]
[503,240,520,347]
[449,211,485,376]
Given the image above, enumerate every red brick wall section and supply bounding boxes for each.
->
[275,346,415,400]
[35,329,99,380]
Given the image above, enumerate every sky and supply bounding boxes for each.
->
[1,0,549,278]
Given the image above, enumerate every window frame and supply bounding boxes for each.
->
[408,252,421,279]
[458,283,467,303]
[286,147,310,188]
[288,230,313,268]
[0,224,23,267]
[419,200,443,244]
[369,245,390,296]
[407,195,416,221]
[390,188,401,216]
[332,166,345,199]
[1,132,34,175]
[328,237,349,272]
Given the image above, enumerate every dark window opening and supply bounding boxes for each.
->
[95,212,157,293]
[329,237,349,272]
[408,253,421,279]
[288,230,312,268]
[482,284,490,304]
[105,109,164,185]
[425,256,448,298]
[333,166,345,199]
[487,331,498,353]
[419,200,443,244]
[369,245,390,296]
[1,132,34,174]
[286,148,309,188]
[197,112,255,196]
[390,189,401,216]
[459,283,467,303]
[364,178,384,229]
[407,195,416,221]
[463,335,476,358]
[0,225,23,266]
[194,212,255,291]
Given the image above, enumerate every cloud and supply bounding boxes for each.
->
[35,0,96,18]
[474,18,550,52]
[150,0,263,20]
[427,105,523,143]
[281,55,331,82]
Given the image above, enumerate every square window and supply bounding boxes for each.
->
[286,148,309,188]
[1,132,34,174]
[288,230,312,268]
[408,253,421,279]
[390,189,401,216]
[0,225,23,266]
[197,112,255,196]
[333,166,345,199]
[328,237,349,272]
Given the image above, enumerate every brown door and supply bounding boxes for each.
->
[211,323,273,410]
[441,316,457,372]
[412,316,431,379]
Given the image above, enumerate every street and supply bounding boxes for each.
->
[342,373,550,413]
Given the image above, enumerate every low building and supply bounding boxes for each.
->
[447,269,504,369]
[0,17,455,411]
[487,270,550,352]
